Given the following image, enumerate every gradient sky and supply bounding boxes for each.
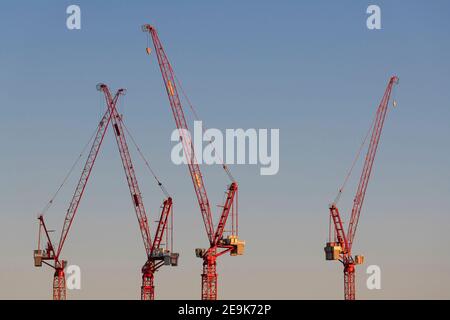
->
[0,0,449,299]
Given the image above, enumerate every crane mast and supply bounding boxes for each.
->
[142,24,244,300]
[97,83,178,300]
[325,76,399,300]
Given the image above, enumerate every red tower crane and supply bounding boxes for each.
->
[142,24,245,300]
[324,76,399,300]
[33,89,124,300]
[97,83,178,300]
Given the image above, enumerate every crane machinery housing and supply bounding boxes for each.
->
[142,24,245,300]
[324,75,399,300]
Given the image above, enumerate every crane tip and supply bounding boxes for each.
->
[96,83,106,91]
[141,24,154,32]
[391,76,399,84]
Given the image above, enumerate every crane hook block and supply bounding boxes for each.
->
[146,47,152,55]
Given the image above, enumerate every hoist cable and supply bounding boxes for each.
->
[173,74,235,182]
[121,119,171,198]
[40,123,99,215]
[333,108,377,205]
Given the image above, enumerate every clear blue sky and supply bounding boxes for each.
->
[0,0,449,299]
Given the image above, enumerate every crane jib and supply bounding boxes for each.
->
[56,104,114,259]
[145,25,215,242]
[98,84,153,256]
[346,76,398,249]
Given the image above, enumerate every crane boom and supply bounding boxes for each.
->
[346,75,398,251]
[97,84,153,258]
[55,94,121,259]
[142,24,214,244]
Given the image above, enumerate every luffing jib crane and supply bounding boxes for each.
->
[97,83,178,300]
[324,76,399,300]
[142,24,245,300]
[35,84,177,300]
[33,89,123,300]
